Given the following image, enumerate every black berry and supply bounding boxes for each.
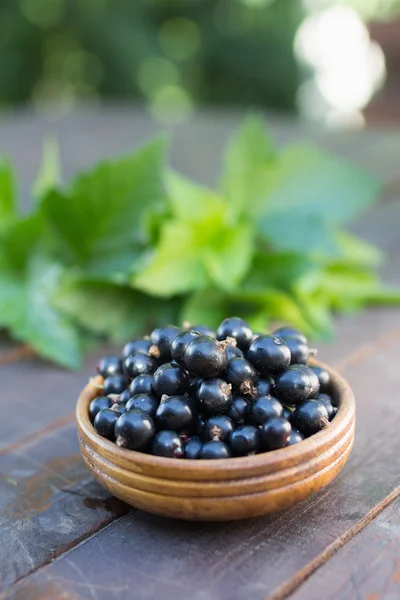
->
[203,415,234,442]
[117,389,131,405]
[103,375,128,396]
[272,326,307,344]
[184,335,228,378]
[151,430,184,458]
[129,374,154,396]
[126,393,159,418]
[314,393,335,420]
[229,425,261,456]
[153,362,190,397]
[123,353,157,378]
[226,345,244,360]
[285,337,310,364]
[247,335,291,376]
[217,316,253,350]
[197,378,232,417]
[226,396,248,424]
[199,441,231,459]
[224,357,257,396]
[288,428,304,445]
[251,377,274,398]
[89,396,112,422]
[273,365,313,405]
[115,410,155,450]
[291,400,330,437]
[94,408,119,440]
[190,324,216,338]
[150,325,181,361]
[261,417,291,450]
[155,395,194,433]
[96,355,122,378]
[310,366,330,394]
[185,436,203,459]
[282,406,293,421]
[170,330,200,366]
[300,366,320,398]
[122,339,160,360]
[247,395,283,426]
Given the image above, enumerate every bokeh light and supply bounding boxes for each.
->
[158,18,201,62]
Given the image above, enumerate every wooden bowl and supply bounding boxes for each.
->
[76,360,355,521]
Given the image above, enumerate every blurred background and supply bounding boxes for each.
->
[1,0,400,128]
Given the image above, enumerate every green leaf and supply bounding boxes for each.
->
[180,289,228,328]
[221,115,275,217]
[166,170,226,223]
[53,275,180,342]
[0,160,16,229]
[333,229,384,267]
[33,136,61,201]
[41,138,166,279]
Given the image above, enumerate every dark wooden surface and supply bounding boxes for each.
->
[1,108,400,600]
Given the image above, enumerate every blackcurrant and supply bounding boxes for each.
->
[284,337,310,364]
[247,395,283,426]
[118,389,131,405]
[155,395,194,433]
[250,377,274,399]
[89,396,112,422]
[170,330,200,366]
[314,393,335,420]
[185,436,203,459]
[193,414,205,436]
[111,403,126,414]
[129,374,154,397]
[273,366,313,405]
[122,339,160,360]
[199,441,231,459]
[288,428,305,445]
[151,430,184,458]
[184,335,228,378]
[226,345,244,361]
[126,393,159,418]
[96,355,122,378]
[300,366,320,399]
[291,400,330,437]
[217,317,253,351]
[153,362,190,397]
[123,353,157,378]
[190,324,216,338]
[261,417,291,451]
[224,357,257,396]
[115,409,155,450]
[310,366,330,394]
[282,406,293,421]
[203,415,234,442]
[103,375,128,396]
[229,425,261,456]
[247,335,291,376]
[150,325,181,361]
[94,408,119,440]
[272,326,307,344]
[197,378,232,417]
[226,396,248,424]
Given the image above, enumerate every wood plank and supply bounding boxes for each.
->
[0,422,129,593]
[286,493,400,600]
[2,330,400,600]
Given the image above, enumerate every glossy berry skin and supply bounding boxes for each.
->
[129,374,153,397]
[288,428,305,445]
[126,394,159,418]
[261,417,291,451]
[247,335,291,376]
[226,345,244,361]
[282,406,293,421]
[226,396,248,425]
[185,436,203,459]
[310,366,330,394]
[184,336,228,379]
[314,393,335,420]
[102,375,128,396]
[122,339,160,360]
[300,366,320,399]
[224,357,257,395]
[151,430,184,458]
[251,377,274,398]
[96,355,122,378]
[153,363,190,397]
[94,408,119,440]
[273,366,313,406]
[291,400,329,437]
[217,317,253,351]
[155,395,194,433]
[247,395,283,426]
[197,378,232,417]
[193,415,205,436]
[117,389,131,405]
[284,337,310,364]
[115,409,155,450]
[150,325,181,361]
[171,330,200,366]
[191,324,216,338]
[199,440,231,459]
[123,353,157,379]
[229,425,261,456]
[203,415,234,442]
[272,327,307,344]
[89,396,112,422]
[111,403,126,414]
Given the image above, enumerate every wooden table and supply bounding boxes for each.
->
[1,108,400,600]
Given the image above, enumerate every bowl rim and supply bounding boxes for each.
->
[77,358,355,475]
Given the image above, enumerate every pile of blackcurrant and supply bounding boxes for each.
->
[89,318,336,459]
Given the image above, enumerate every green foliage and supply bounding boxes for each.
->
[0,115,398,369]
